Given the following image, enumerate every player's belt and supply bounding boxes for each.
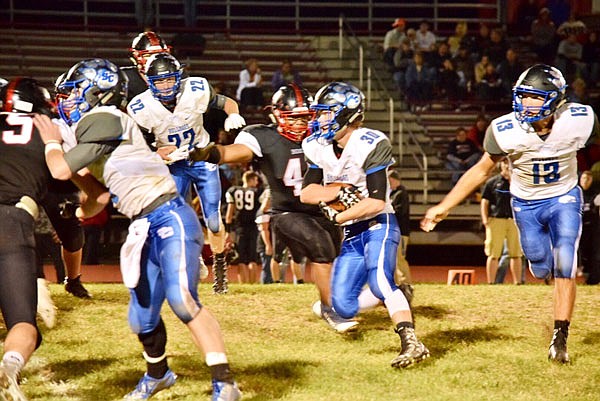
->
[342,214,390,239]
[15,195,39,220]
[133,192,178,220]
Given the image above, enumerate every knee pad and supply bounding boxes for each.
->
[205,211,221,234]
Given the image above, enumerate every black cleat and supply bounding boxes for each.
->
[65,275,92,299]
[391,327,429,368]
[548,328,570,364]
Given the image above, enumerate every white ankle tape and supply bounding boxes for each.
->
[143,351,167,364]
[205,352,228,366]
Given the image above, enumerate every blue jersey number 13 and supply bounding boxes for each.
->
[532,161,559,184]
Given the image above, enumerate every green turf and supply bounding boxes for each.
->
[11,282,600,400]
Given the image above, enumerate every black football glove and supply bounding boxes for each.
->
[319,201,340,224]
[336,185,363,209]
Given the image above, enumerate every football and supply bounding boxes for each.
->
[325,183,363,212]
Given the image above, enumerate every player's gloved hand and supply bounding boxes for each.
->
[319,201,340,224]
[224,113,246,132]
[189,142,221,163]
[336,185,363,209]
[165,145,190,164]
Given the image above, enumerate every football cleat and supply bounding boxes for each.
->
[37,278,57,329]
[212,253,228,294]
[65,275,92,299]
[211,380,241,401]
[0,361,27,401]
[312,301,359,333]
[548,328,570,364]
[124,370,176,400]
[391,327,430,368]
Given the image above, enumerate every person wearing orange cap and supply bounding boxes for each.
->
[383,18,407,70]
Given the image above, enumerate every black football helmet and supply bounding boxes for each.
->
[145,52,183,102]
[512,64,567,124]
[0,77,54,117]
[310,82,364,141]
[57,58,128,125]
[271,83,315,142]
[130,31,171,70]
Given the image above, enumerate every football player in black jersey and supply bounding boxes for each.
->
[224,170,263,283]
[190,84,358,333]
[1,78,108,400]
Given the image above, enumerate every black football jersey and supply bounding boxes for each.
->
[122,66,149,102]
[225,185,263,226]
[238,124,320,215]
[0,113,50,204]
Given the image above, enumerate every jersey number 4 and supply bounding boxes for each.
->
[2,114,33,144]
[283,157,303,196]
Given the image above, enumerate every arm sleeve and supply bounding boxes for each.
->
[585,112,600,146]
[366,168,388,201]
[302,165,323,187]
[483,125,506,156]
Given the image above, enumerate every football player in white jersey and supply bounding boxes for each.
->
[300,82,429,368]
[127,53,246,294]
[35,58,241,401]
[422,64,600,364]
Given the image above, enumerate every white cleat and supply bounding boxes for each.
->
[312,301,358,333]
[199,257,209,280]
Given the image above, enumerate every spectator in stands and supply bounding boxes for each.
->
[578,170,600,285]
[383,18,407,70]
[452,45,475,95]
[447,21,468,57]
[445,127,482,186]
[474,54,491,85]
[497,48,524,99]
[467,113,489,151]
[555,33,587,82]
[567,77,589,103]
[486,27,509,66]
[271,59,302,92]
[437,59,465,108]
[530,7,557,64]
[582,31,600,86]
[475,63,503,101]
[461,23,491,63]
[236,57,264,109]
[415,20,437,64]
[430,41,452,82]
[392,38,415,94]
[406,28,418,50]
[480,158,523,284]
[405,51,435,112]
[556,11,587,40]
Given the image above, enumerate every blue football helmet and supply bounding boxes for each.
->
[57,58,128,125]
[512,64,566,124]
[144,52,183,103]
[309,82,364,141]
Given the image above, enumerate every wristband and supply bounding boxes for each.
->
[44,142,63,155]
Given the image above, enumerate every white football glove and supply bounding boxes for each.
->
[165,145,190,164]
[224,113,246,132]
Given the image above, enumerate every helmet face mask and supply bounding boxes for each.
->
[512,64,566,124]
[0,77,54,117]
[130,31,170,70]
[145,53,183,103]
[57,58,127,125]
[271,83,314,142]
[309,82,364,142]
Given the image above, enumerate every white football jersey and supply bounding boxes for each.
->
[53,117,77,152]
[487,103,595,200]
[302,127,395,224]
[127,77,212,149]
[67,106,177,219]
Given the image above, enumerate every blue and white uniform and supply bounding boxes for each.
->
[303,128,409,319]
[485,102,599,279]
[62,106,203,334]
[127,77,222,233]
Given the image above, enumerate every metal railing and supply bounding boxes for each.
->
[1,1,501,34]
[338,15,431,203]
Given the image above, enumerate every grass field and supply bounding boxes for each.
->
[10,282,600,401]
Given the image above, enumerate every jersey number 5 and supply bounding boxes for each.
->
[2,114,33,144]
